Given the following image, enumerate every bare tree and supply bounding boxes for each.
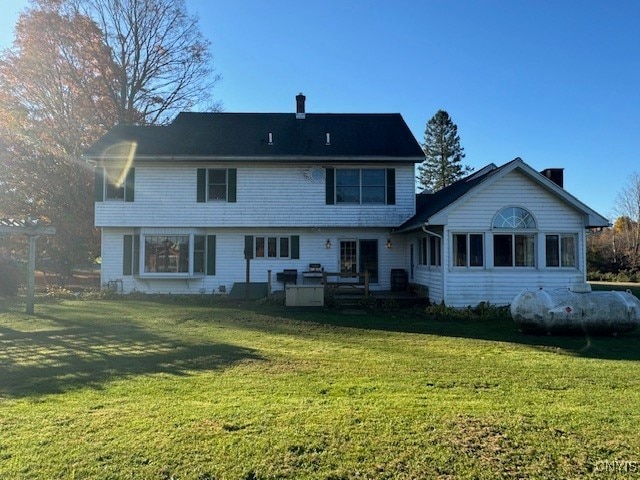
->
[69,0,221,124]
[614,172,640,270]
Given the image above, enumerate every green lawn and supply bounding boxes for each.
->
[1,297,640,479]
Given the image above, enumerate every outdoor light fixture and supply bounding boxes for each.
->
[386,239,393,249]
[325,239,332,249]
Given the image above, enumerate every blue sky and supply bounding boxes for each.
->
[1,0,638,219]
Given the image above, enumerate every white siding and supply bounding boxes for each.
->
[96,163,415,228]
[442,170,588,307]
[100,227,405,294]
[406,233,444,304]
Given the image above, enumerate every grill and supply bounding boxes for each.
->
[276,269,298,286]
[302,263,324,279]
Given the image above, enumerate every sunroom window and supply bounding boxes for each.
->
[492,207,536,268]
[546,234,577,268]
[492,207,536,229]
[453,233,484,267]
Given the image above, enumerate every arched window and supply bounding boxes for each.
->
[492,207,536,229]
[492,207,536,267]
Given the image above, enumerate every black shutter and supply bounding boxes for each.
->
[125,167,135,202]
[291,235,300,259]
[123,235,132,275]
[197,168,206,202]
[244,235,254,259]
[94,167,104,202]
[206,235,216,275]
[386,168,396,205]
[325,167,335,205]
[133,234,140,275]
[227,168,237,203]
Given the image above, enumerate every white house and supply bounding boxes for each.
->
[397,159,609,306]
[86,94,609,306]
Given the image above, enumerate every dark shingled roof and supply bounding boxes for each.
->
[397,163,505,232]
[85,112,425,162]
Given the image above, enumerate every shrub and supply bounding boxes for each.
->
[0,257,22,296]
[425,301,511,321]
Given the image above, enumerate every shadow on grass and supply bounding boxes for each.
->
[0,314,263,399]
[239,302,640,362]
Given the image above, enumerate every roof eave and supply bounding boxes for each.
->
[87,154,425,164]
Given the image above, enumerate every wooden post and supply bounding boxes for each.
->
[0,220,55,315]
[364,270,369,298]
[267,269,272,297]
[245,257,250,300]
[26,235,37,315]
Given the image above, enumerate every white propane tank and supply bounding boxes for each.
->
[510,286,640,334]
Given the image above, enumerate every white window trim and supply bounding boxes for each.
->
[492,232,537,269]
[254,235,292,259]
[335,168,387,205]
[104,166,126,201]
[452,232,485,269]
[545,233,578,269]
[137,233,206,278]
[207,168,229,202]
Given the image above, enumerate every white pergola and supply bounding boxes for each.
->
[0,218,55,314]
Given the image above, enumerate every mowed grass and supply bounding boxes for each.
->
[1,297,640,479]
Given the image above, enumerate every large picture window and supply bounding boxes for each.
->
[326,168,395,205]
[546,234,576,268]
[124,234,215,276]
[142,235,208,274]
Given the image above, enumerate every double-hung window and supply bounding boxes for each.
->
[197,168,237,203]
[255,236,291,258]
[545,234,577,268]
[453,233,484,267]
[95,165,135,202]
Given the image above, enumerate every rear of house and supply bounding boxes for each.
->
[87,95,425,294]
[87,95,608,306]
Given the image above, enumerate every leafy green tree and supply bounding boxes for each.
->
[418,110,472,192]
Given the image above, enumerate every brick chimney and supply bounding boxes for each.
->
[541,168,564,188]
[296,93,306,119]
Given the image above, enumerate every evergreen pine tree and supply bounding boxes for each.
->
[418,110,472,192]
